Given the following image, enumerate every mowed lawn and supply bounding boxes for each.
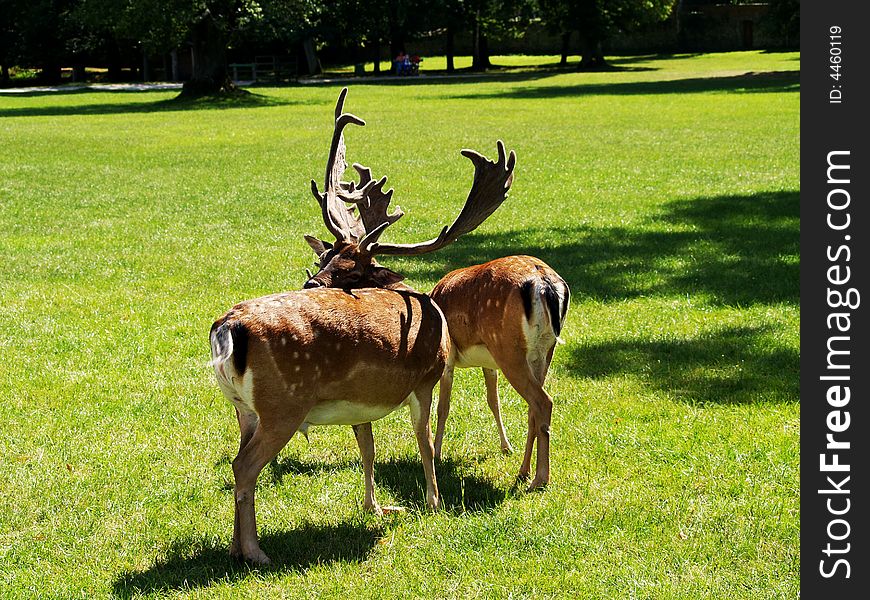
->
[0,51,799,598]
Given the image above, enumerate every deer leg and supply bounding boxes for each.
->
[434,364,455,461]
[482,368,513,455]
[230,417,302,565]
[236,406,259,454]
[409,386,440,510]
[352,422,382,515]
[517,408,536,481]
[495,355,553,490]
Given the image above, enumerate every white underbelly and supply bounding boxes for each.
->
[455,344,499,370]
[304,399,406,426]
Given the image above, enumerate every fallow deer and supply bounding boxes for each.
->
[301,90,568,490]
[210,88,512,564]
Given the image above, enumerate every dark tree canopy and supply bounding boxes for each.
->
[540,0,677,68]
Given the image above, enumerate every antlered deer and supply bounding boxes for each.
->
[301,91,568,490]
[210,88,512,564]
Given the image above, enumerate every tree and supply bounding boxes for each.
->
[540,0,677,68]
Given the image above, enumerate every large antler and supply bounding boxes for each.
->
[310,88,375,242]
[363,140,516,255]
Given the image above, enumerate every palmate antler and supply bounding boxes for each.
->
[363,140,515,256]
[310,88,515,256]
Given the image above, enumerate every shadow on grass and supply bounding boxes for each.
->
[399,191,798,307]
[0,91,319,118]
[111,522,382,597]
[568,325,799,404]
[377,456,507,513]
[447,70,799,100]
[270,453,507,513]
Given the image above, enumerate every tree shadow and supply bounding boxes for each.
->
[567,325,798,405]
[446,70,799,100]
[397,191,798,307]
[0,92,319,118]
[111,522,383,597]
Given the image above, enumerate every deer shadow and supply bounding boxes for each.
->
[110,521,383,597]
[269,452,507,514]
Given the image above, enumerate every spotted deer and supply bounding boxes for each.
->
[301,90,568,490]
[210,88,512,565]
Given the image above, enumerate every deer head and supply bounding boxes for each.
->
[302,88,516,290]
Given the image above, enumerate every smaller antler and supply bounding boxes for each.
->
[310,88,371,242]
[365,140,515,255]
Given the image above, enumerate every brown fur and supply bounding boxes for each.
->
[429,256,569,488]
[211,288,448,564]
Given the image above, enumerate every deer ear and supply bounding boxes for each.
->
[304,235,332,256]
[370,266,405,287]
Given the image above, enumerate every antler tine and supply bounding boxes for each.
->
[366,140,515,256]
[352,163,405,233]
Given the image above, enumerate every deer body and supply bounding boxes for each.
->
[211,287,447,564]
[430,255,569,487]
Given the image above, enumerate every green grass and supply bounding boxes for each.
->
[0,51,799,598]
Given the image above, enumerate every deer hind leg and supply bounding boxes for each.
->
[482,367,513,455]
[230,413,305,565]
[518,408,536,481]
[408,385,440,510]
[236,406,259,454]
[434,363,455,461]
[494,353,553,491]
[352,422,382,515]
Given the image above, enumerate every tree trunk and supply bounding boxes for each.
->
[445,26,455,72]
[578,0,607,69]
[39,61,62,85]
[302,37,320,75]
[579,38,605,69]
[560,31,571,66]
[107,40,123,82]
[1,64,9,86]
[471,13,491,71]
[142,50,150,82]
[180,15,237,97]
[170,49,179,82]
[372,39,381,74]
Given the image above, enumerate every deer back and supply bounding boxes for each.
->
[211,288,449,424]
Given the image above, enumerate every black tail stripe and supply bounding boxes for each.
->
[541,278,564,337]
[231,322,249,376]
[520,279,535,322]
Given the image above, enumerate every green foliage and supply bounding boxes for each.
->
[0,51,798,597]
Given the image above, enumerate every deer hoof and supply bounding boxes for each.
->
[527,477,549,492]
[501,443,514,455]
[245,549,272,566]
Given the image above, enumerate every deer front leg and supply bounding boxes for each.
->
[434,364,455,461]
[482,368,513,455]
[352,423,382,515]
[409,386,440,510]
